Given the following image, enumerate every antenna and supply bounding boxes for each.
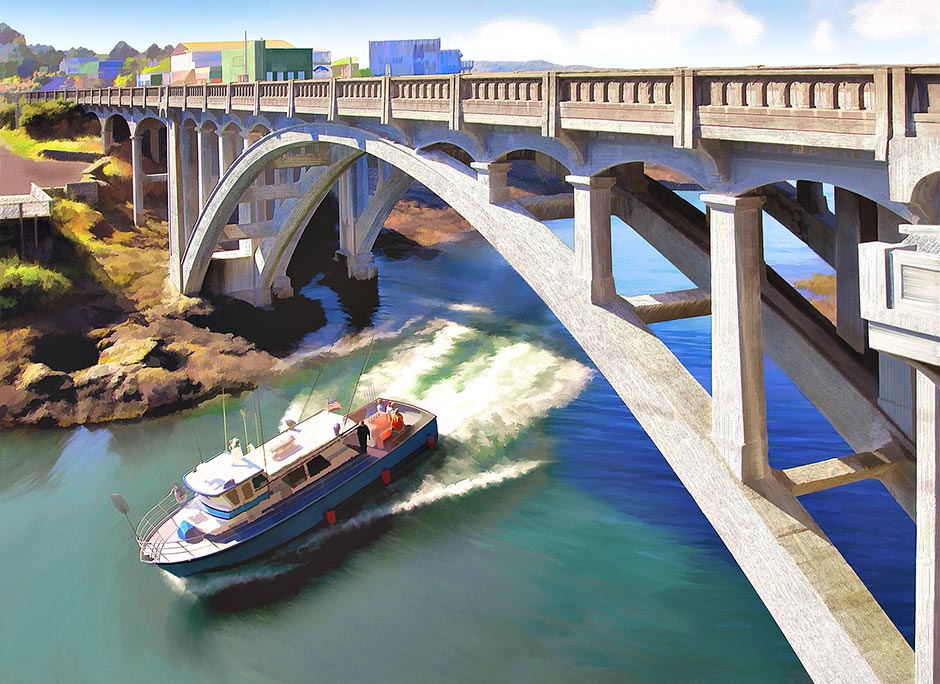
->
[256,394,269,481]
[221,390,229,452]
[240,409,250,450]
[193,429,204,466]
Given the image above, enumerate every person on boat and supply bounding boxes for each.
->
[391,409,405,432]
[356,421,370,454]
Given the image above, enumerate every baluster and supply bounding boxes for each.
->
[814,81,837,109]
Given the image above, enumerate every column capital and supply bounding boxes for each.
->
[565,175,617,190]
[700,193,765,211]
[471,161,511,174]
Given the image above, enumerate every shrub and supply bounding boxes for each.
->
[0,102,15,129]
[0,256,72,318]
[17,100,91,140]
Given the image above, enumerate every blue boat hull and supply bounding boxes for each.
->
[155,418,438,577]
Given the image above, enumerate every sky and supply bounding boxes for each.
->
[4,0,939,67]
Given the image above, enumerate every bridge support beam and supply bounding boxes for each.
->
[180,123,199,241]
[835,188,879,354]
[148,127,161,164]
[472,162,512,204]
[166,118,186,290]
[130,132,144,227]
[567,175,617,304]
[703,193,770,483]
[916,369,940,684]
[197,125,217,210]
[338,156,372,279]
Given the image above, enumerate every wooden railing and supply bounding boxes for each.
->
[19,65,939,154]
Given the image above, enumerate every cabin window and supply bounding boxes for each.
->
[252,474,267,491]
[283,467,306,489]
[307,456,331,478]
[240,483,253,501]
[223,489,241,507]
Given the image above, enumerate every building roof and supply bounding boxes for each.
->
[173,40,294,56]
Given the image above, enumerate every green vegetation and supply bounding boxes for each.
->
[0,256,71,318]
[17,99,89,139]
[0,126,100,159]
[0,101,15,129]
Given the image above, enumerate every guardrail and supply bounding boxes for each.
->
[18,65,939,155]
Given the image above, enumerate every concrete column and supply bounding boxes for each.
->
[835,187,878,354]
[376,159,392,192]
[702,193,769,483]
[218,129,239,175]
[879,354,915,438]
[566,175,617,304]
[148,127,161,164]
[101,117,113,155]
[130,133,144,227]
[471,162,511,204]
[796,180,827,216]
[915,370,940,684]
[166,118,186,291]
[197,125,216,210]
[239,131,259,226]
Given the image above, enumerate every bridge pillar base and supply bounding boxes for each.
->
[702,193,770,483]
[271,275,293,300]
[345,252,377,281]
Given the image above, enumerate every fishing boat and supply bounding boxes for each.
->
[126,398,438,577]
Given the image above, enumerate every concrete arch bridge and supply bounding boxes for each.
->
[25,65,940,684]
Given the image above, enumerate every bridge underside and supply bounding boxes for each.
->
[78,90,939,684]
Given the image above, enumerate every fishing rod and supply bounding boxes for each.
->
[297,338,337,423]
[343,335,376,424]
[221,389,229,453]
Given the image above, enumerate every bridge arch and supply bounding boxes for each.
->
[179,122,514,297]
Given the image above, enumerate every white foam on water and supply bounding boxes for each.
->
[288,459,546,553]
[173,460,544,596]
[361,322,594,446]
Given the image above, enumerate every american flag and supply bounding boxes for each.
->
[327,399,341,412]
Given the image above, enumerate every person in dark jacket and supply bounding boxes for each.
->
[356,421,370,454]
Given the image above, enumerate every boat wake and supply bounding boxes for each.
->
[174,459,543,596]
[175,318,590,598]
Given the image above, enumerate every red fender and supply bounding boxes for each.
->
[381,469,391,485]
[325,509,337,526]
[426,434,437,448]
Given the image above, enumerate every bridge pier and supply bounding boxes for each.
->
[197,124,218,210]
[567,175,617,304]
[835,188,879,354]
[337,156,374,280]
[703,194,770,483]
[130,132,144,227]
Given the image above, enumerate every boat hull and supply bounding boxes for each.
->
[153,417,438,577]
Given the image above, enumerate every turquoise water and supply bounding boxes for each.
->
[0,194,913,683]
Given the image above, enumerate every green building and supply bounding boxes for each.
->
[221,41,313,82]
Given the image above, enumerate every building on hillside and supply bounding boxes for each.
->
[137,56,170,86]
[312,49,332,78]
[221,40,314,82]
[368,38,470,76]
[59,56,98,77]
[170,40,293,84]
[96,60,124,86]
[331,56,359,78]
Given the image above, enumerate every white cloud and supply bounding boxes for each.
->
[850,0,940,39]
[450,0,765,67]
[812,19,837,50]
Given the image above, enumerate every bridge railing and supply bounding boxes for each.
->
[16,65,939,153]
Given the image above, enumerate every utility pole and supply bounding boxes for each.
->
[243,31,248,83]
